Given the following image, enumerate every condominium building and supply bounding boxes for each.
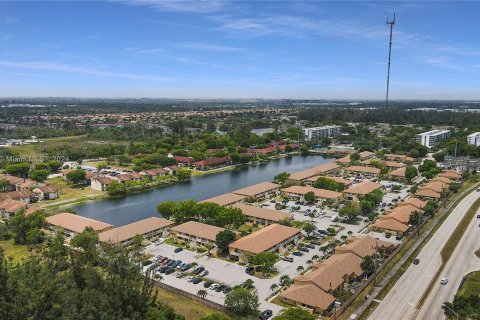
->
[416,129,451,148]
[303,125,341,141]
[467,132,480,146]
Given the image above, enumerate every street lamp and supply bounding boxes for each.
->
[441,303,459,320]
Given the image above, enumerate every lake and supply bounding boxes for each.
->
[74,155,333,226]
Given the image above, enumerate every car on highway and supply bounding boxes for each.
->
[413,259,420,265]
[440,277,448,285]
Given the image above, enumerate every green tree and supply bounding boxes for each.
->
[350,152,360,162]
[201,313,232,320]
[96,162,108,170]
[250,252,278,274]
[47,160,63,172]
[29,169,50,182]
[9,210,45,245]
[197,289,207,299]
[106,181,127,195]
[156,201,178,220]
[339,201,362,223]
[409,211,421,226]
[215,230,236,255]
[361,255,375,276]
[70,227,99,263]
[66,169,86,184]
[304,191,316,204]
[274,172,290,184]
[0,178,10,192]
[224,287,260,317]
[176,168,192,181]
[5,162,30,177]
[314,176,345,191]
[272,307,317,320]
[405,165,418,182]
[302,222,317,238]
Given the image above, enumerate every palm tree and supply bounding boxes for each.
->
[296,265,304,273]
[341,235,348,242]
[312,254,320,261]
[306,259,313,268]
[270,283,278,293]
[347,231,353,236]
[197,289,207,299]
[280,275,292,287]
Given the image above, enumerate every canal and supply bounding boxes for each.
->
[74,155,333,226]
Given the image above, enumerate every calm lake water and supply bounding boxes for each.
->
[74,155,333,226]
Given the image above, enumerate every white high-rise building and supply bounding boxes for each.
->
[303,125,341,141]
[467,132,480,146]
[416,129,451,148]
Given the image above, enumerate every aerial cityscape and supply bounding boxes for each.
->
[0,1,479,320]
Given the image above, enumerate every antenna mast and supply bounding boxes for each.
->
[385,13,395,109]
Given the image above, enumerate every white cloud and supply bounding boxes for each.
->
[124,0,227,14]
[177,42,245,52]
[0,60,172,82]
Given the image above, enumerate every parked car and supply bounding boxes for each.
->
[395,234,403,241]
[282,256,294,262]
[176,272,186,278]
[413,259,420,265]
[194,266,205,275]
[209,283,219,290]
[260,309,273,320]
[222,286,231,294]
[299,247,309,253]
[305,243,315,249]
[164,267,175,275]
[245,266,255,274]
[181,263,192,271]
[174,247,183,253]
[255,266,263,272]
[440,277,448,285]
[191,278,202,284]
[215,284,226,292]
[199,270,209,277]
[204,280,214,288]
[292,251,303,257]
[142,260,153,266]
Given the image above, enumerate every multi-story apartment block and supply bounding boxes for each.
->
[303,125,341,141]
[416,129,451,148]
[467,132,480,146]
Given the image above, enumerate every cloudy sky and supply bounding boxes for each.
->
[1,1,479,99]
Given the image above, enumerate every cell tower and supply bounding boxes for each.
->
[385,13,395,109]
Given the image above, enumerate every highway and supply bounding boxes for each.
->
[416,197,480,320]
[368,187,480,320]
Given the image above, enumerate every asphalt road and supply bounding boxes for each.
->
[416,198,480,320]
[369,188,480,320]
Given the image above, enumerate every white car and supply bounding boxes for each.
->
[209,283,218,290]
[440,277,448,285]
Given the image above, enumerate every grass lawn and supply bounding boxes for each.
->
[40,177,105,207]
[0,239,29,263]
[156,288,223,320]
[458,271,480,298]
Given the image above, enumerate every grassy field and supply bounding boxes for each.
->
[40,177,106,208]
[458,271,480,298]
[0,239,29,263]
[156,288,224,320]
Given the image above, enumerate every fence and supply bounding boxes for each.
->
[152,279,229,313]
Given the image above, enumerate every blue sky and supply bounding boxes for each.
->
[1,1,479,99]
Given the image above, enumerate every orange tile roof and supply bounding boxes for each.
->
[335,236,393,258]
[0,199,27,213]
[398,198,427,209]
[382,204,421,224]
[282,185,343,199]
[343,181,382,195]
[280,284,335,311]
[431,176,454,185]
[415,189,441,199]
[345,166,381,175]
[233,182,281,197]
[45,213,113,233]
[229,224,300,254]
[200,193,246,206]
[372,219,409,233]
[234,204,293,222]
[335,156,351,164]
[170,221,225,241]
[390,167,406,177]
[439,170,461,180]
[99,217,174,244]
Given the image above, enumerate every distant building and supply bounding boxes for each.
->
[467,132,480,146]
[416,130,451,148]
[303,125,341,141]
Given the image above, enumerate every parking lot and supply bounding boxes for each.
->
[144,238,340,315]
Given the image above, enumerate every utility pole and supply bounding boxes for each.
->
[385,14,396,109]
